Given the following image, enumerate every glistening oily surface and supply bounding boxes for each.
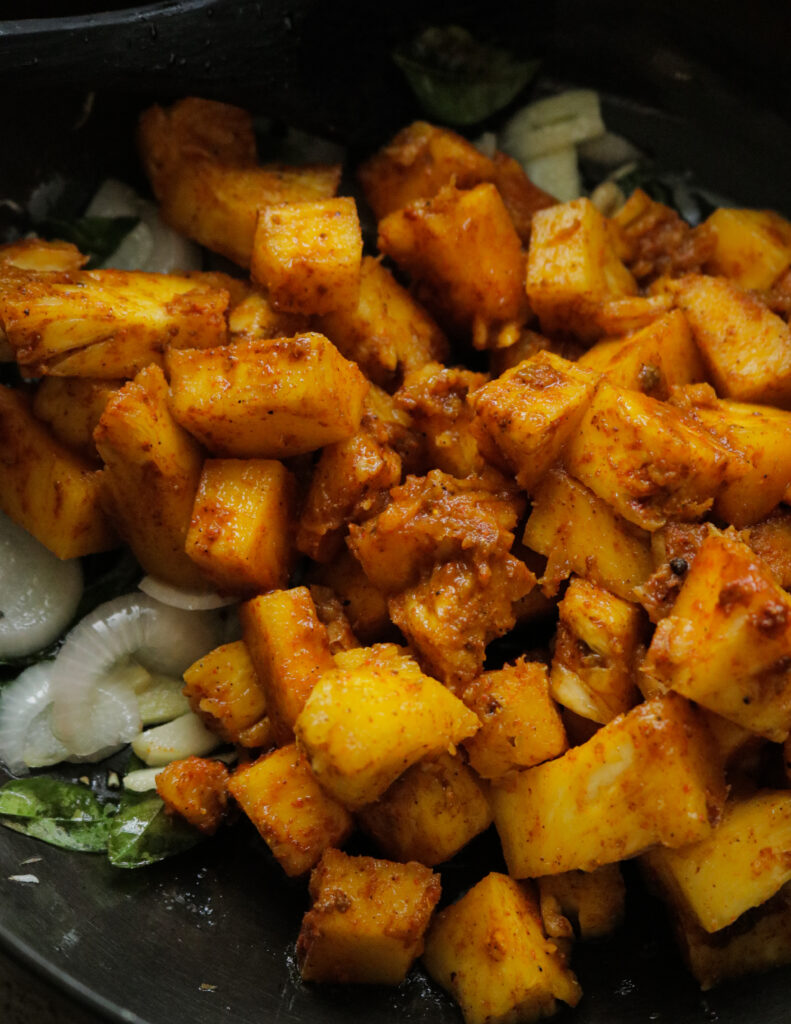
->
[1,79,791,1024]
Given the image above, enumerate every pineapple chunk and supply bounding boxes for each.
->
[526,197,637,341]
[703,208,791,290]
[642,790,791,933]
[228,745,353,876]
[675,274,791,407]
[251,198,363,315]
[166,333,369,458]
[357,753,492,866]
[94,364,205,587]
[564,381,733,531]
[155,755,229,835]
[490,150,556,244]
[185,458,296,592]
[319,255,448,388]
[239,587,335,746]
[227,288,309,342]
[523,468,653,601]
[469,351,597,492]
[308,549,392,644]
[550,577,643,724]
[294,644,479,809]
[32,377,124,460]
[422,873,582,1024]
[297,848,441,984]
[182,640,271,748]
[642,530,791,741]
[490,694,726,876]
[461,659,568,780]
[0,386,117,558]
[538,864,625,941]
[747,511,791,589]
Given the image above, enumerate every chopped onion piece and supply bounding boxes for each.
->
[137,675,191,725]
[501,89,605,163]
[131,712,221,767]
[525,145,582,202]
[138,575,237,611]
[50,594,223,758]
[0,511,83,659]
[123,767,164,792]
[0,665,70,774]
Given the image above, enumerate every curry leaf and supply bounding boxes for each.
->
[34,215,139,268]
[0,776,112,852]
[107,789,201,869]
[394,25,539,126]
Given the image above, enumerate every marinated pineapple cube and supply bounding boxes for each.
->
[239,587,335,745]
[746,511,791,588]
[577,309,705,399]
[469,351,597,492]
[538,864,625,941]
[228,745,353,876]
[227,288,309,342]
[642,530,791,741]
[422,873,582,1024]
[377,182,527,341]
[0,266,229,377]
[308,549,393,644]
[389,555,535,687]
[294,644,479,809]
[526,197,637,341]
[703,208,791,290]
[0,237,85,274]
[319,255,448,388]
[0,386,117,558]
[523,468,653,601]
[32,377,124,461]
[642,790,791,934]
[155,755,230,835]
[357,753,492,866]
[358,120,496,221]
[490,150,556,244]
[490,694,726,877]
[94,363,205,587]
[166,333,369,458]
[564,381,733,531]
[675,274,791,407]
[185,458,297,592]
[251,198,363,316]
[297,848,441,984]
[550,577,643,724]
[461,659,567,780]
[182,640,271,748]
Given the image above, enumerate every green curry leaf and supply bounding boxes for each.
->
[107,789,201,869]
[0,776,113,852]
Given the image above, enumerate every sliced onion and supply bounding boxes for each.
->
[0,664,70,774]
[0,511,83,659]
[50,594,223,758]
[138,575,237,611]
[131,712,221,767]
[123,766,164,792]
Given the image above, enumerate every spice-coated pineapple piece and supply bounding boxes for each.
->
[469,351,597,493]
[702,207,791,291]
[746,511,791,589]
[490,694,726,877]
[490,150,556,244]
[526,197,637,341]
[642,790,791,934]
[308,549,392,644]
[185,458,297,592]
[422,873,582,1024]
[240,587,335,746]
[227,287,309,342]
[538,864,626,942]
[32,377,124,461]
[94,364,205,587]
[155,755,230,835]
[182,639,271,748]
[675,274,791,407]
[523,468,653,602]
[166,333,369,458]
[0,237,86,274]
[461,659,567,780]
[0,265,229,378]
[0,386,117,558]
[297,848,441,984]
[564,380,734,531]
[577,309,705,399]
[642,530,791,741]
[319,255,448,388]
[294,644,479,809]
[228,745,353,877]
[550,577,643,724]
[250,198,363,316]
[378,182,527,341]
[357,753,492,867]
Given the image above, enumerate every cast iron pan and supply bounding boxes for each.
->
[0,3,790,1023]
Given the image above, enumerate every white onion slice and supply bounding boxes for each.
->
[0,511,83,659]
[123,767,164,792]
[0,665,70,774]
[136,674,190,725]
[50,594,223,758]
[131,712,221,767]
[138,575,237,611]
